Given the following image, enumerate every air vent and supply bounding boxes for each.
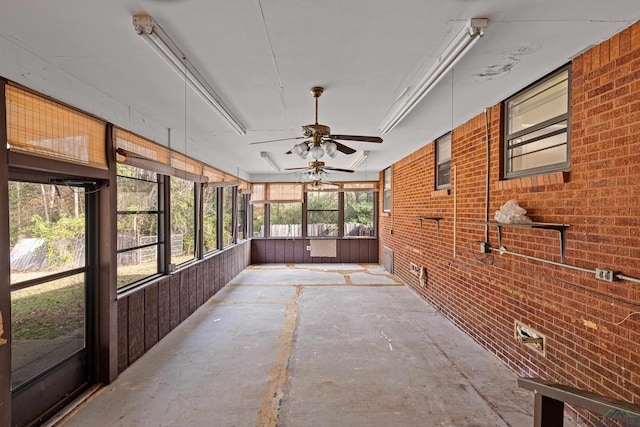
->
[383,247,393,273]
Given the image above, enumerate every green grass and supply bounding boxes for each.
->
[11,274,84,340]
[11,257,195,340]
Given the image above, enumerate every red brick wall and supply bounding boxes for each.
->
[379,21,640,422]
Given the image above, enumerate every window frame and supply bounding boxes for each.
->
[435,132,451,190]
[268,202,303,238]
[343,190,376,238]
[202,184,219,255]
[503,64,571,180]
[383,167,392,212]
[306,191,341,238]
[221,186,236,248]
[168,175,196,267]
[115,164,163,289]
[236,190,247,242]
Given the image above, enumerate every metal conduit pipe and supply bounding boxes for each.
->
[489,246,596,274]
[484,108,490,242]
[489,246,640,283]
[616,274,640,284]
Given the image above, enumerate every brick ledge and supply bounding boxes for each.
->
[497,172,568,190]
[430,189,451,197]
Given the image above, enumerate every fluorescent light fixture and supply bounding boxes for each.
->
[380,18,488,135]
[133,14,246,135]
[350,151,369,169]
[260,151,280,172]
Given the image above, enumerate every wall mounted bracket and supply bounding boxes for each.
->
[415,216,443,236]
[475,221,569,263]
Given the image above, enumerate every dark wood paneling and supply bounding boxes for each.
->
[251,239,378,264]
[144,283,159,351]
[213,254,220,293]
[340,239,350,263]
[201,261,210,301]
[127,292,145,365]
[117,298,129,373]
[251,239,264,263]
[303,240,312,263]
[275,240,285,263]
[158,277,171,340]
[188,267,197,315]
[369,239,379,263]
[265,239,275,263]
[170,274,181,329]
[179,271,189,322]
[293,240,305,263]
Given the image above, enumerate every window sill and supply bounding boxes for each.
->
[430,189,450,197]
[497,171,568,190]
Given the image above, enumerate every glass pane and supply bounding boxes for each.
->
[508,70,568,134]
[117,246,160,288]
[383,190,391,212]
[117,213,158,251]
[10,182,86,285]
[11,272,85,389]
[170,177,195,264]
[509,121,567,148]
[437,161,451,188]
[203,186,218,253]
[236,192,245,240]
[222,187,235,247]
[307,192,339,237]
[116,167,158,212]
[270,203,302,237]
[510,137,567,173]
[307,192,338,209]
[344,191,374,237]
[308,212,339,237]
[253,204,265,238]
[437,134,451,164]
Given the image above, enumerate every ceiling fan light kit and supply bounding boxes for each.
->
[132,14,247,136]
[380,18,488,135]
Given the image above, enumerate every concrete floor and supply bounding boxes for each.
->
[58,264,541,427]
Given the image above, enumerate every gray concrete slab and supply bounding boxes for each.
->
[57,264,543,427]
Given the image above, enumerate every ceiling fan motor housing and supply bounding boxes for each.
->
[302,124,331,137]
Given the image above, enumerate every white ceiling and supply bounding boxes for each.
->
[0,1,638,182]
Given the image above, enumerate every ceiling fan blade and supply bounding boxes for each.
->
[284,166,313,171]
[323,166,354,173]
[332,141,356,155]
[250,136,306,145]
[329,134,383,143]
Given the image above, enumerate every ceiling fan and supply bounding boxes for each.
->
[250,86,382,159]
[286,160,354,181]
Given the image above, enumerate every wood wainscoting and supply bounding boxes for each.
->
[251,238,378,264]
[116,241,251,373]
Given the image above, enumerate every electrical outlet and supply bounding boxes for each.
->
[409,263,420,276]
[595,268,614,282]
